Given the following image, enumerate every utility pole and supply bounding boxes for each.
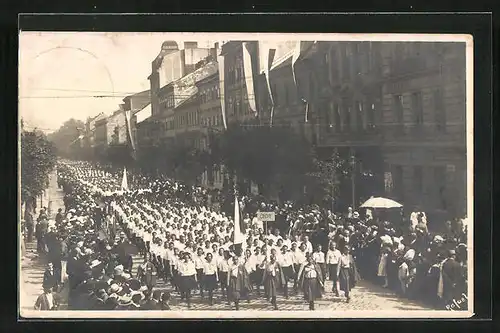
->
[350,148,356,210]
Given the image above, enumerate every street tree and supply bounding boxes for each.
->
[213,124,314,201]
[20,130,57,217]
[307,149,352,210]
[47,118,85,159]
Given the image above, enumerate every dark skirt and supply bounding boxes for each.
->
[219,271,228,288]
[171,268,178,287]
[196,269,204,285]
[293,264,300,280]
[328,264,339,282]
[179,275,197,292]
[228,276,240,301]
[339,267,351,292]
[252,268,263,285]
[282,266,295,281]
[203,274,218,291]
[264,275,278,298]
[303,277,319,302]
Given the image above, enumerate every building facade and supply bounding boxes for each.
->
[149,41,215,117]
[379,42,467,220]
[196,72,224,189]
[220,41,260,126]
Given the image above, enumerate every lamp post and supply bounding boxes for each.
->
[350,148,356,210]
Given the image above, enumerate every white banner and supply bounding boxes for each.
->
[291,41,301,86]
[242,42,257,116]
[124,110,135,152]
[217,54,227,130]
[264,48,276,126]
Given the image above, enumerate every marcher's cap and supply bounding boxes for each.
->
[114,265,124,275]
[448,249,456,256]
[403,249,415,261]
[90,259,102,269]
[434,235,444,242]
[118,294,132,304]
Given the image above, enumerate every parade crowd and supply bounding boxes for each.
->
[29,160,469,311]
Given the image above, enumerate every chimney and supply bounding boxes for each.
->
[184,41,198,49]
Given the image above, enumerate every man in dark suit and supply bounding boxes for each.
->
[55,208,64,226]
[442,249,463,304]
[34,287,58,310]
[141,290,162,310]
[43,262,59,292]
[45,227,63,284]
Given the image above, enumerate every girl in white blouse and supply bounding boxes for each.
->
[203,253,218,305]
[177,252,197,308]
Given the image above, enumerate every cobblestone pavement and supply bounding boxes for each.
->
[20,171,434,313]
[130,255,433,311]
[20,171,67,314]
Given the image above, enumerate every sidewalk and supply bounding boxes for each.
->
[20,171,66,316]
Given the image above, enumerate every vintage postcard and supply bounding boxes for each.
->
[19,31,473,319]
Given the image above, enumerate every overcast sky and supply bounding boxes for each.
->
[19,32,215,132]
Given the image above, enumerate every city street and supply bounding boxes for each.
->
[20,171,67,313]
[20,170,433,313]
[129,255,432,311]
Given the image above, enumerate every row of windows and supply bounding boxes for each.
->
[227,96,252,116]
[159,95,175,110]
[392,164,448,210]
[323,100,377,133]
[200,85,220,104]
[227,57,244,86]
[202,113,223,128]
[392,89,446,133]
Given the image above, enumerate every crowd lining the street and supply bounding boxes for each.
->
[26,160,468,311]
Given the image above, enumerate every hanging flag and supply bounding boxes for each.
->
[124,109,136,154]
[242,42,257,116]
[217,54,227,130]
[233,195,244,244]
[291,40,302,86]
[263,47,276,126]
[305,102,309,123]
[121,167,128,191]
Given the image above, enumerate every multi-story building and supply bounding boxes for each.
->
[220,41,260,126]
[149,41,215,117]
[93,109,127,156]
[262,41,466,220]
[196,71,224,188]
[82,112,106,159]
[122,89,151,151]
[304,41,387,210]
[379,42,467,220]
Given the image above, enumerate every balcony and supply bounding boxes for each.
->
[387,57,439,79]
[318,125,382,147]
[381,122,466,148]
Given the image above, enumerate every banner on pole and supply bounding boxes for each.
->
[217,54,228,130]
[257,211,276,222]
[242,42,257,116]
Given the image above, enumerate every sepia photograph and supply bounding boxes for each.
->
[18,31,473,319]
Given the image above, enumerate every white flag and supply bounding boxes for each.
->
[263,48,276,126]
[233,195,244,244]
[217,54,227,130]
[242,42,257,116]
[124,110,136,152]
[121,167,128,191]
[291,41,302,86]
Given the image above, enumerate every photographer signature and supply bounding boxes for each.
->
[445,293,468,311]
